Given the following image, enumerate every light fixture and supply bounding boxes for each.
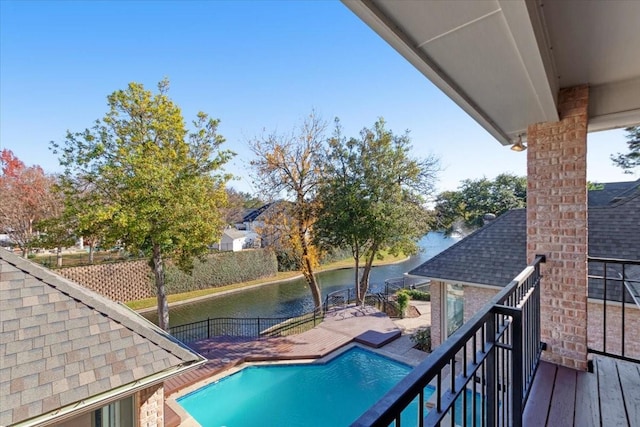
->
[510,134,527,152]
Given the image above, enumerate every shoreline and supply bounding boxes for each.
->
[135,256,410,314]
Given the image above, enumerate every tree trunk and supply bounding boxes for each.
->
[302,255,322,311]
[151,243,170,331]
[298,222,322,312]
[88,244,95,264]
[56,247,62,267]
[353,244,362,305]
[358,243,379,305]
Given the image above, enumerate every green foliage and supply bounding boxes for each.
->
[275,249,301,272]
[396,290,410,318]
[611,126,640,174]
[410,327,431,352]
[318,246,353,265]
[315,118,439,303]
[432,173,526,231]
[161,249,278,295]
[404,289,431,301]
[51,79,234,329]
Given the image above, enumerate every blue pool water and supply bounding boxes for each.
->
[177,347,421,427]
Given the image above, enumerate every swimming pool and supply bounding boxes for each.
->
[177,347,420,427]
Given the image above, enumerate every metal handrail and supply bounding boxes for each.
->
[169,307,324,343]
[352,255,545,427]
[587,256,640,365]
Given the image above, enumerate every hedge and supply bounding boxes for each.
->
[161,249,279,295]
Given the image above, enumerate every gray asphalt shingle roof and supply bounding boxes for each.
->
[409,209,527,287]
[410,182,640,296]
[0,249,205,426]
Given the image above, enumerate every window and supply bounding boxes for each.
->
[93,396,134,427]
[444,283,464,337]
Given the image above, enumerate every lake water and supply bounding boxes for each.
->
[143,231,457,326]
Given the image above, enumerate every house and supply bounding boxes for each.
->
[0,248,206,426]
[409,181,640,351]
[344,1,640,425]
[212,228,250,252]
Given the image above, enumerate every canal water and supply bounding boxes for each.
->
[143,232,458,326]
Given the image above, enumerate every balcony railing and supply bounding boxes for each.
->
[587,256,640,365]
[352,255,546,427]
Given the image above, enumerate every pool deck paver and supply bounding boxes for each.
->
[164,303,432,426]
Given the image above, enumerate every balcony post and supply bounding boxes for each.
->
[526,85,589,371]
[511,310,524,427]
[486,313,497,427]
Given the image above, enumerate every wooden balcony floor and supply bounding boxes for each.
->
[523,355,640,427]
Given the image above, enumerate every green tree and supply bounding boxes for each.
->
[249,112,326,310]
[51,80,234,330]
[316,118,439,304]
[433,173,526,231]
[611,126,640,173]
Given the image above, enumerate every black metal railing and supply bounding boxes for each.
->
[352,255,546,427]
[323,287,398,316]
[587,256,640,364]
[169,308,324,343]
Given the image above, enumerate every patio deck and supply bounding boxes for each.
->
[523,356,640,426]
[165,305,407,397]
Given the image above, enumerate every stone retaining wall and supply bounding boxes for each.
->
[57,260,154,302]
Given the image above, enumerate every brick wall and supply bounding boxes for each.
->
[57,260,154,302]
[527,85,589,370]
[137,384,164,427]
[463,286,499,323]
[587,301,640,359]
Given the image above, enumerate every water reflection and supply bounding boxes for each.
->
[143,232,457,326]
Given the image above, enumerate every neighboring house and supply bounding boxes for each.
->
[0,249,206,426]
[240,202,275,234]
[239,202,292,248]
[410,181,640,353]
[212,228,249,252]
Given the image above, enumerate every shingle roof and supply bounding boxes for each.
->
[242,202,274,223]
[409,209,527,287]
[0,249,205,426]
[411,182,640,295]
[587,179,639,206]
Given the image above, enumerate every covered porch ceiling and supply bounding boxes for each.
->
[343,0,640,146]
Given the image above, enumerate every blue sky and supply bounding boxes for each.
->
[1,0,635,195]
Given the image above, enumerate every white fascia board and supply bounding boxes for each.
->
[342,0,512,145]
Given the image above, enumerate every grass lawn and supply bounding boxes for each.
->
[126,251,408,311]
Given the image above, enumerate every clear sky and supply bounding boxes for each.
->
[1,0,636,196]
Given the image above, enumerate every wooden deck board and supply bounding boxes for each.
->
[522,361,556,427]
[597,357,629,427]
[574,368,600,427]
[546,366,576,426]
[617,359,640,426]
[523,356,640,427]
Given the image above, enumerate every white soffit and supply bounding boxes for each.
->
[343,0,640,143]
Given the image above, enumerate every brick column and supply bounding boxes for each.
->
[137,384,164,426]
[526,85,589,371]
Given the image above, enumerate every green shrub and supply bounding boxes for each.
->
[410,327,431,352]
[404,289,430,301]
[396,290,410,318]
[162,249,278,295]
